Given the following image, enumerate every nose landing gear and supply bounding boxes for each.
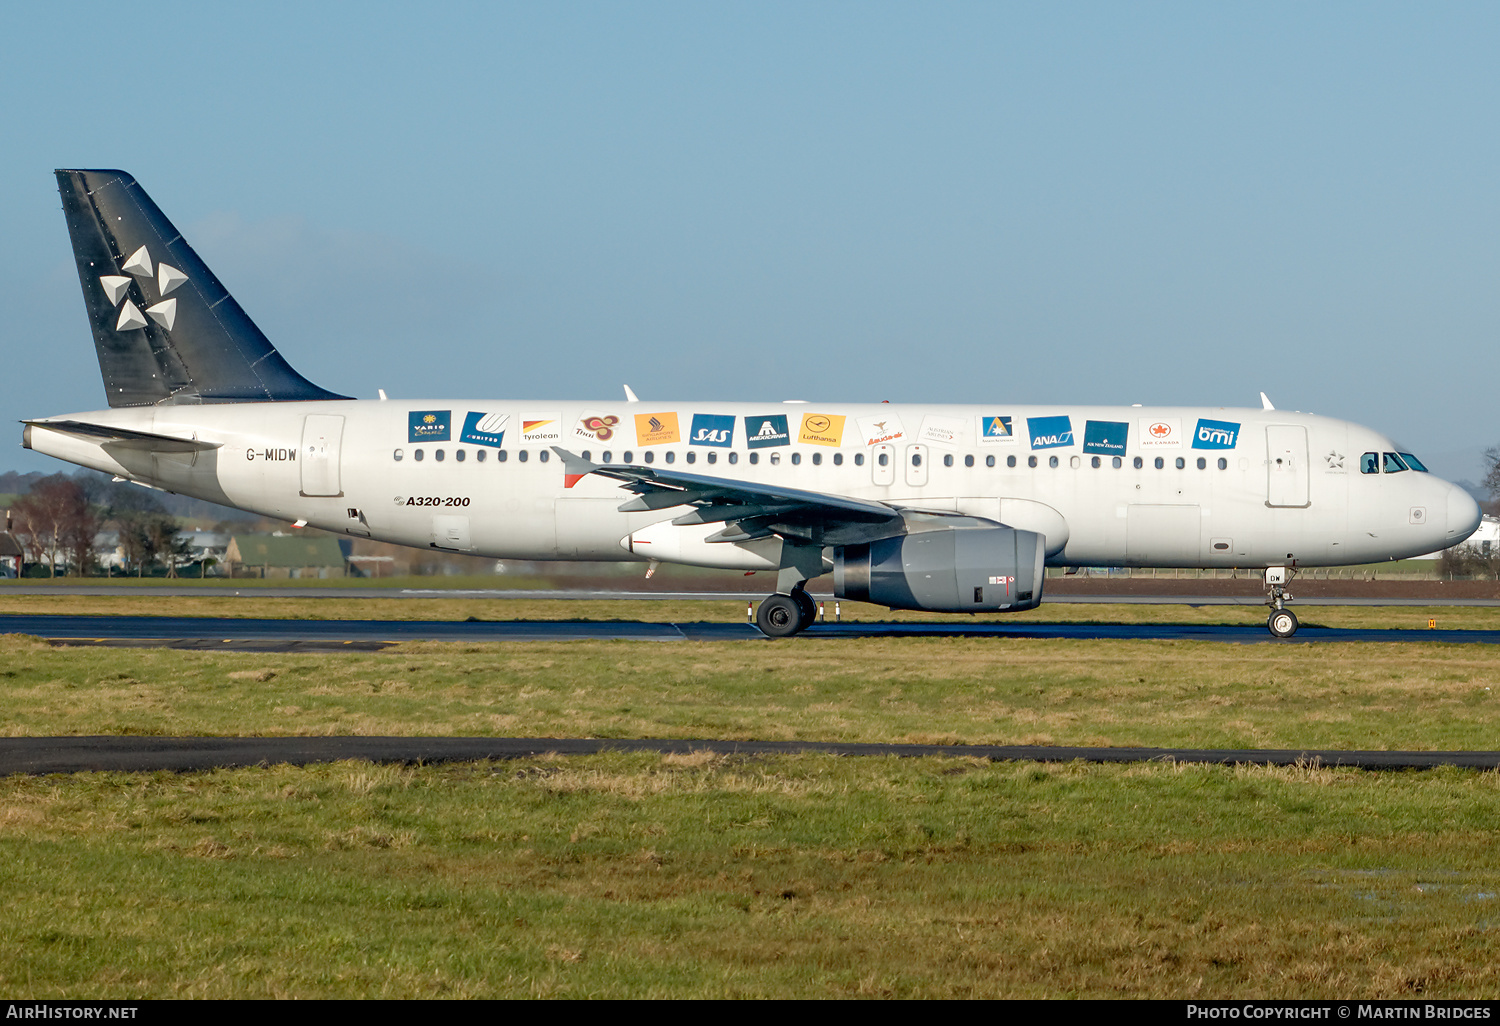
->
[1264,566,1298,638]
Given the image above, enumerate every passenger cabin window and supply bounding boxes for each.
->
[644,451,654,464]
[1134,457,1143,469]
[854,453,864,466]
[833,453,843,466]
[435,449,445,462]
[1008,455,1017,468]
[665,451,675,464]
[791,453,802,465]
[518,450,528,462]
[964,455,974,468]
[622,451,633,462]
[1175,457,1185,469]
[812,452,822,466]
[1196,457,1206,470]
[1154,457,1164,469]
[1048,456,1059,468]
[1217,458,1227,470]
[985,455,995,468]
[539,450,549,463]
[706,452,717,464]
[1028,456,1037,468]
[749,452,759,465]
[770,453,780,465]
[911,454,921,467]
[878,453,889,467]
[476,449,486,463]
[414,449,424,462]
[1361,452,1379,474]
[498,450,507,462]
[601,451,613,463]
[1383,452,1408,473]
[455,449,465,462]
[1091,457,1101,469]
[943,454,953,468]
[1112,457,1122,469]
[393,449,404,461]
[685,452,696,464]
[729,452,739,464]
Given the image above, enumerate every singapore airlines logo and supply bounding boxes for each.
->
[100,245,187,333]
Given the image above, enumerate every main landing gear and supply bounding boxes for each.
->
[1264,566,1298,638]
[756,588,817,638]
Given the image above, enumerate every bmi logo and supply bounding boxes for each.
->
[100,245,188,333]
[1191,418,1240,450]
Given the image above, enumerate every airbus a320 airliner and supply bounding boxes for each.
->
[23,170,1483,637]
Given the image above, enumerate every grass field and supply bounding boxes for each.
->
[3,602,1500,997]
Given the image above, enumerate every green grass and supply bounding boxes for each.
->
[3,756,1500,997]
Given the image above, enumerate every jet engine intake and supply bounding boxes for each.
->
[833,526,1045,613]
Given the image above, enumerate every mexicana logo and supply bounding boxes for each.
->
[1082,420,1128,455]
[745,414,790,448]
[460,411,507,448]
[409,410,451,442]
[1027,415,1073,450]
[1192,418,1240,450]
[690,414,734,447]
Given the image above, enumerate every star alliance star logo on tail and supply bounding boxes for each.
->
[101,245,187,333]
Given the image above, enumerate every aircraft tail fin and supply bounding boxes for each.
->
[55,169,350,408]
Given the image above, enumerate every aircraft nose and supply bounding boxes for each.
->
[1446,484,1483,546]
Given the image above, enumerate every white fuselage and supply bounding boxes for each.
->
[25,399,1480,571]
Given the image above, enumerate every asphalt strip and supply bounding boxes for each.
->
[3,736,1498,775]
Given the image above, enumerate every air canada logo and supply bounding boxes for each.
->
[101,245,187,333]
[1139,418,1181,448]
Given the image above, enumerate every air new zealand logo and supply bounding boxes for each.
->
[100,245,187,333]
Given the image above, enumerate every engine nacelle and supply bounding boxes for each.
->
[833,526,1045,613]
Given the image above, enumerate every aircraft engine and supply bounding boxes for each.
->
[832,526,1045,613]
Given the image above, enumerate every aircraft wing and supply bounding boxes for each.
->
[551,446,980,545]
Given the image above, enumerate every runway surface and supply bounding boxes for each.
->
[3,584,1500,605]
[3,613,1499,649]
[5,734,1498,775]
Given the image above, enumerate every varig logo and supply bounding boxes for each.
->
[408,410,451,442]
[1192,418,1240,450]
[100,244,187,333]
[689,414,735,447]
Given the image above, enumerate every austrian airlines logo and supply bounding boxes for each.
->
[101,245,187,332]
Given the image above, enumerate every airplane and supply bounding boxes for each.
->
[21,170,1484,638]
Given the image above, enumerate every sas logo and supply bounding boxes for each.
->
[1082,420,1129,455]
[1139,419,1181,448]
[689,414,735,447]
[459,411,507,447]
[745,414,790,448]
[520,413,562,442]
[99,244,188,334]
[634,412,681,446]
[857,414,905,447]
[978,415,1014,444]
[409,410,451,442]
[1192,418,1240,450]
[798,413,846,447]
[574,411,621,443]
[1027,415,1074,450]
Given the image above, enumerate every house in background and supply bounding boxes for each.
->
[225,533,352,578]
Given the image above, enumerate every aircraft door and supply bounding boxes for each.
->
[905,444,929,487]
[1265,426,1310,508]
[300,415,344,497]
[872,444,895,486]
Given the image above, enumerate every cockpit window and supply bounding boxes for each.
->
[1360,452,1379,475]
[1399,452,1429,472]
[1383,452,1408,474]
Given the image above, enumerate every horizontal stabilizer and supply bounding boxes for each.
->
[24,419,221,453]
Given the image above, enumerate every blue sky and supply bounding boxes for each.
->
[2,2,1496,481]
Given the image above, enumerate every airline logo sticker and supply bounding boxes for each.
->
[409,410,451,442]
[978,415,1015,444]
[798,413,846,447]
[1192,418,1240,450]
[919,415,965,446]
[574,411,622,443]
[99,244,187,334]
[634,412,681,446]
[1139,419,1181,448]
[745,415,791,448]
[520,413,562,442]
[1027,415,1074,449]
[857,414,905,447]
[689,414,735,447]
[460,411,508,447]
[1082,420,1129,455]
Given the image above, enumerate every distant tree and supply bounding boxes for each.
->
[11,476,96,576]
[1484,445,1500,513]
[144,515,189,577]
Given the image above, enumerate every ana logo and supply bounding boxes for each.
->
[689,414,735,447]
[1027,415,1074,450]
[460,411,508,448]
[408,410,451,442]
[99,245,187,333]
[575,413,619,441]
[1192,418,1240,450]
[745,414,790,449]
[633,412,680,446]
